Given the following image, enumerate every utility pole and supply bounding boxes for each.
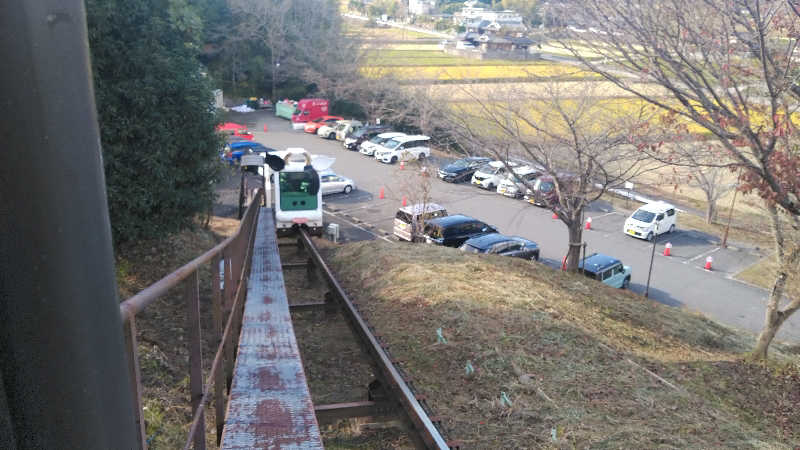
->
[0,1,137,448]
[645,223,660,298]
[721,168,742,249]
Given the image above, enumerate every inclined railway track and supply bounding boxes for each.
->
[288,229,458,449]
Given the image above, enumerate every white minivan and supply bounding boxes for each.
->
[374,135,431,163]
[359,132,405,156]
[623,201,677,241]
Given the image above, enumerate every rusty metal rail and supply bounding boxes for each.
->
[297,229,453,449]
[118,189,264,450]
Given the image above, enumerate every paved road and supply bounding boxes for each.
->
[230,110,799,342]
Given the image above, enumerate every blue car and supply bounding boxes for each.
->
[579,253,632,289]
[222,141,277,165]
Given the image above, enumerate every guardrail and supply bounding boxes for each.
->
[118,189,264,450]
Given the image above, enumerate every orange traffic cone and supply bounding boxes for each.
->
[585,217,592,230]
[552,212,558,219]
[663,242,672,256]
[704,256,713,270]
[263,124,268,132]
[402,196,408,207]
[399,161,405,170]
[379,187,385,199]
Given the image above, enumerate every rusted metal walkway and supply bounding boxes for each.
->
[221,209,323,449]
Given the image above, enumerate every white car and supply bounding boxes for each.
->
[496,166,541,198]
[319,170,356,195]
[374,135,431,164]
[335,120,363,141]
[317,120,347,139]
[471,161,519,190]
[359,132,405,156]
[624,201,677,241]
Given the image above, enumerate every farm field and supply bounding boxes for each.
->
[423,80,665,100]
[362,63,600,81]
[363,49,549,66]
[344,21,438,40]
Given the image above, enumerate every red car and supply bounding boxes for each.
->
[304,115,343,134]
[217,122,254,140]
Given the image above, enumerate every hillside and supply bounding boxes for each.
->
[322,240,799,448]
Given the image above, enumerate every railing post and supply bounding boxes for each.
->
[185,271,206,450]
[211,255,226,445]
[122,313,147,450]
[222,250,235,391]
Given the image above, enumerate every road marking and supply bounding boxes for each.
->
[589,211,619,220]
[325,211,393,243]
[683,246,721,264]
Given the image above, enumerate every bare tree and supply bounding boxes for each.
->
[228,0,345,101]
[560,0,800,358]
[447,83,656,271]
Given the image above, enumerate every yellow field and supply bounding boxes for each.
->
[424,80,666,100]
[362,64,600,80]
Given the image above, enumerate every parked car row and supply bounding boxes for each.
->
[438,157,678,242]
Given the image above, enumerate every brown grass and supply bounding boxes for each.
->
[323,241,800,448]
[115,216,239,449]
[736,256,779,290]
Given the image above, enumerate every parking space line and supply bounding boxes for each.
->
[588,211,619,220]
[683,246,721,264]
[325,211,393,243]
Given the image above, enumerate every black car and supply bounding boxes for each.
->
[422,214,497,248]
[460,233,540,261]
[437,157,492,183]
[343,125,393,150]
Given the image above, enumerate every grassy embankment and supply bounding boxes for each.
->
[115,215,240,449]
[323,240,799,448]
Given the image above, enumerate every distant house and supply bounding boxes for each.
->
[409,0,436,15]
[450,32,538,60]
[454,4,526,33]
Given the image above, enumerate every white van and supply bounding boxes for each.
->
[471,161,519,190]
[359,132,405,156]
[496,166,541,198]
[623,201,677,241]
[393,203,448,242]
[374,135,431,163]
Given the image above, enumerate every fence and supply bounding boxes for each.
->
[117,189,264,450]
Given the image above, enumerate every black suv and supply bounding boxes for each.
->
[344,125,393,150]
[437,156,492,183]
[422,214,498,248]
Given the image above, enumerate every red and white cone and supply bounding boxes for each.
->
[585,217,592,230]
[704,256,713,270]
[399,161,405,170]
[663,242,672,256]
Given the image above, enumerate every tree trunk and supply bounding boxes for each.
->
[705,199,715,224]
[751,271,788,360]
[565,220,583,272]
[751,204,800,360]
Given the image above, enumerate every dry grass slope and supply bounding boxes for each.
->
[323,240,800,448]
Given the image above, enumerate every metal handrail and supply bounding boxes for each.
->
[119,189,264,450]
[298,229,451,449]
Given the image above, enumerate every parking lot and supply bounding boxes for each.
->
[232,110,799,342]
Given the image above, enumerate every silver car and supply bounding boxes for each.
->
[320,171,356,195]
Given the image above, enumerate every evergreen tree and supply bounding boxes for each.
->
[85,0,220,244]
